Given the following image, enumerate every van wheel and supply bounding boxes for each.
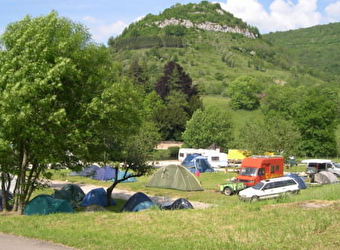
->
[251,196,259,202]
[223,187,233,196]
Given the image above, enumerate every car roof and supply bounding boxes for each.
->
[301,159,332,164]
[261,177,296,183]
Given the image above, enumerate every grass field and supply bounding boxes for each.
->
[1,167,340,250]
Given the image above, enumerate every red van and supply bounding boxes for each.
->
[236,156,284,187]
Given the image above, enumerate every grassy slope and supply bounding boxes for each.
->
[263,22,340,79]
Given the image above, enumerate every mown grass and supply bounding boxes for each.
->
[1,167,340,250]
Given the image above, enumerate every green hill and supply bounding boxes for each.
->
[107,1,340,155]
[109,1,327,96]
[263,22,340,81]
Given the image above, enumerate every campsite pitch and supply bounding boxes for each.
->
[50,180,212,209]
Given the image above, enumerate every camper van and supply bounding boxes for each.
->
[302,159,340,177]
[178,148,228,168]
[236,156,284,186]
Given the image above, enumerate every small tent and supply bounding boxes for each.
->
[81,188,116,207]
[60,184,85,203]
[120,192,158,212]
[77,165,100,178]
[52,189,79,208]
[312,171,339,184]
[146,165,204,191]
[285,173,307,189]
[24,194,74,215]
[161,198,194,210]
[181,154,215,173]
[92,165,116,181]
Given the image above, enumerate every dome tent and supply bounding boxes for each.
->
[161,198,194,210]
[81,188,116,207]
[24,194,74,215]
[120,192,158,212]
[146,165,204,191]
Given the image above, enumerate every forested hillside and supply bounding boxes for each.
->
[109,2,327,96]
[263,22,340,82]
[108,1,340,157]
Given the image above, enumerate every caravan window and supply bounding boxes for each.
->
[211,156,219,161]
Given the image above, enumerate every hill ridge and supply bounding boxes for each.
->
[154,18,258,39]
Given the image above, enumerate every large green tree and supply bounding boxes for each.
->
[237,114,301,157]
[154,61,202,140]
[182,105,234,150]
[0,12,145,213]
[227,76,262,110]
[262,85,339,156]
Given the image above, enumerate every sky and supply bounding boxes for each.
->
[0,0,339,44]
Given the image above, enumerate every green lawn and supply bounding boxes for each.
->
[1,168,340,250]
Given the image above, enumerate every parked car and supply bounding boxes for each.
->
[238,177,300,202]
[302,159,340,177]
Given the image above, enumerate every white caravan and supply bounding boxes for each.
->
[178,148,228,168]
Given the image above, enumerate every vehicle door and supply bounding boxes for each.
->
[261,182,277,199]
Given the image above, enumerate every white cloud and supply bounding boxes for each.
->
[81,16,128,44]
[325,1,340,19]
[218,0,322,33]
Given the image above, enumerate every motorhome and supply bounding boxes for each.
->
[236,156,284,186]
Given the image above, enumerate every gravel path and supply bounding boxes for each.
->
[50,180,212,209]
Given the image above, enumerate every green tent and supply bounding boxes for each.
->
[146,165,204,191]
[24,194,74,215]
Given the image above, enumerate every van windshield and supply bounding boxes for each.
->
[253,182,264,190]
[239,167,257,176]
[333,162,340,168]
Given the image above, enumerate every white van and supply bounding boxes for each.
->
[238,177,300,202]
[302,159,340,177]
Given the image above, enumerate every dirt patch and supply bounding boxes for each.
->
[264,200,339,210]
[298,200,337,209]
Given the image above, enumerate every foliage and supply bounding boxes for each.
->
[182,105,234,150]
[153,61,203,140]
[261,85,339,156]
[263,22,340,81]
[0,12,144,213]
[237,114,301,156]
[227,76,262,110]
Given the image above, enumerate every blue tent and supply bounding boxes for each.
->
[81,188,116,207]
[181,154,215,173]
[78,165,100,178]
[120,192,159,212]
[285,173,307,189]
[112,171,137,183]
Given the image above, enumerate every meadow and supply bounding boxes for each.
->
[1,166,340,250]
